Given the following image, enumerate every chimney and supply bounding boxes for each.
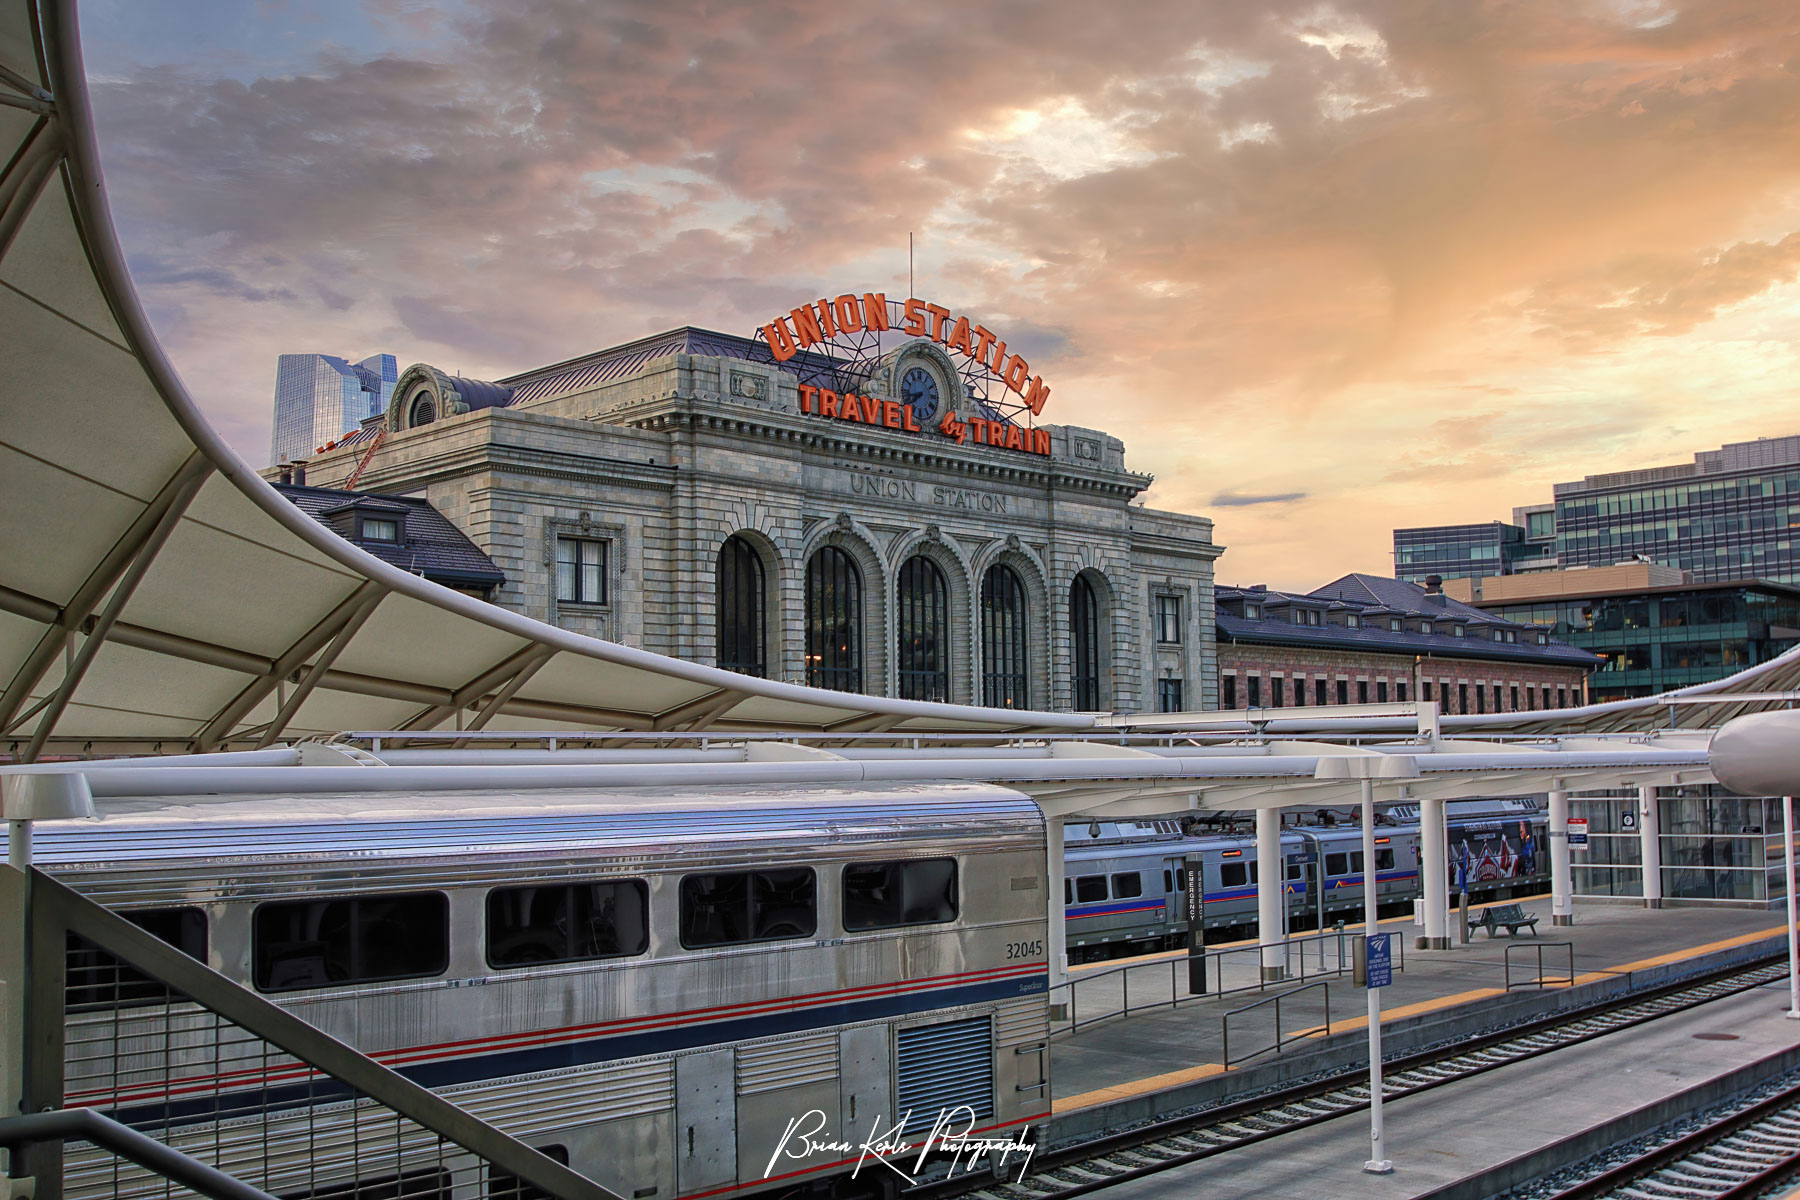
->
[277,462,292,485]
[292,462,307,486]
[1424,574,1443,593]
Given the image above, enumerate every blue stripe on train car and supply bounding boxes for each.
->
[1065,901,1168,920]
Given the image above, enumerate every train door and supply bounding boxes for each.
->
[1162,856,1186,928]
[840,1025,889,1147]
[675,1048,737,1194]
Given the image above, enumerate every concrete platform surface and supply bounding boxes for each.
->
[1051,896,1787,1110]
[1085,977,1800,1200]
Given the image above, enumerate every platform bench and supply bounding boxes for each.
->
[1468,902,1540,938]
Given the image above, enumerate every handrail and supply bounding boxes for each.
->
[1222,981,1331,1068]
[0,1110,278,1200]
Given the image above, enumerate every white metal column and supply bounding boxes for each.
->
[1046,818,1068,990]
[1361,778,1391,1174]
[1785,796,1798,1021]
[1638,784,1662,909]
[1419,796,1449,949]
[1257,805,1283,982]
[1549,787,1573,926]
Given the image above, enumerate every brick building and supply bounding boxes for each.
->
[1215,574,1598,715]
[286,306,1222,713]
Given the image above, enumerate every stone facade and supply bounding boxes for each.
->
[296,329,1222,714]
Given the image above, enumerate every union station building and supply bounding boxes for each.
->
[290,295,1222,713]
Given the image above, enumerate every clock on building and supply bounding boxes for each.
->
[901,366,940,422]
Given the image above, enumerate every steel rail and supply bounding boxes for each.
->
[912,954,1788,1200]
[0,1109,280,1200]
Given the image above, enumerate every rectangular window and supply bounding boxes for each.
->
[1357,680,1369,704]
[1510,686,1520,712]
[1248,676,1262,707]
[1294,678,1306,706]
[1222,675,1237,708]
[1112,872,1143,899]
[254,893,448,992]
[1337,679,1349,704]
[1286,861,1303,881]
[680,868,816,947]
[1075,875,1107,903]
[1459,683,1469,713]
[843,858,959,929]
[1351,851,1364,874]
[1316,678,1328,705]
[1158,677,1184,712]
[1156,594,1182,644]
[1397,682,1408,702]
[1271,679,1284,707]
[1423,681,1433,701]
[486,880,648,968]
[360,517,398,542]
[1219,862,1248,888]
[1476,686,1487,713]
[67,907,207,1011]
[1376,680,1388,703]
[1325,852,1349,877]
[1558,687,1568,707]
[1543,687,1552,709]
[1376,848,1395,870]
[555,536,606,604]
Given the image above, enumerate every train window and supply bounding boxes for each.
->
[679,868,816,947]
[1163,869,1173,892]
[1175,867,1186,891]
[1249,862,1259,884]
[1074,875,1107,903]
[843,858,959,929]
[1376,849,1396,871]
[486,880,649,968]
[1219,862,1247,888]
[1351,851,1365,874]
[1064,879,1073,904]
[67,907,207,1011]
[1286,861,1303,881]
[253,893,448,993]
[1111,873,1142,899]
[1325,853,1348,876]
[486,1143,569,1199]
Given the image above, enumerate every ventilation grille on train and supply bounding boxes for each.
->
[895,1016,994,1135]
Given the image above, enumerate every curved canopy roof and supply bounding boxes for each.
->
[0,2,1092,759]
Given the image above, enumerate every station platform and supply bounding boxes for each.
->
[1049,896,1789,1118]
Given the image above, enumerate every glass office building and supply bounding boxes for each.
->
[1479,579,1800,701]
[1393,521,1547,584]
[269,352,398,466]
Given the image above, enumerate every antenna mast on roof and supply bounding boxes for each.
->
[909,233,914,300]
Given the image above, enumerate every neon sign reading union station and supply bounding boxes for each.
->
[294,293,1219,714]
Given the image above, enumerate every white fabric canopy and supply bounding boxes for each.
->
[0,3,1093,759]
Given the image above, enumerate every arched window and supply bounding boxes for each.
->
[716,536,766,678]
[805,545,862,693]
[408,392,435,427]
[981,563,1028,708]
[1070,574,1100,710]
[896,556,949,702]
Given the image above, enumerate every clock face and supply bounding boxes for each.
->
[901,366,940,422]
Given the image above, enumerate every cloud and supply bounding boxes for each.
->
[1211,490,1310,507]
[80,0,1800,587]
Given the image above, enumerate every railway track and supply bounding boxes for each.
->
[925,957,1789,1200]
[1541,1072,1800,1200]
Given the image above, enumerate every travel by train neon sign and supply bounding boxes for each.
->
[754,293,1054,458]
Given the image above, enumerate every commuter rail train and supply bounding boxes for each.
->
[1063,798,1548,962]
[34,781,1052,1200]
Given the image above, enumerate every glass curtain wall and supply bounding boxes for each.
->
[1569,791,1643,897]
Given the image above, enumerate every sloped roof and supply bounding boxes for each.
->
[274,484,506,587]
[0,6,1090,759]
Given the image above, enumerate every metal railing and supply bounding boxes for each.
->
[1222,982,1332,1068]
[1505,940,1577,990]
[15,866,616,1200]
[0,1110,278,1200]
[1051,925,1402,1037]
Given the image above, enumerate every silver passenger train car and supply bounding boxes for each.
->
[35,781,1052,1200]
[1063,799,1548,961]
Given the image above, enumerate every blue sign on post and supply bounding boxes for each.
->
[1365,933,1393,989]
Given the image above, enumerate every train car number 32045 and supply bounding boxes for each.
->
[1006,940,1045,960]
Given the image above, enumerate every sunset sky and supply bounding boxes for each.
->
[80,1,1800,589]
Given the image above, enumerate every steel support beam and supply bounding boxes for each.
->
[398,645,563,732]
[19,457,213,762]
[651,687,748,733]
[450,648,556,747]
[254,589,386,749]
[195,582,383,752]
